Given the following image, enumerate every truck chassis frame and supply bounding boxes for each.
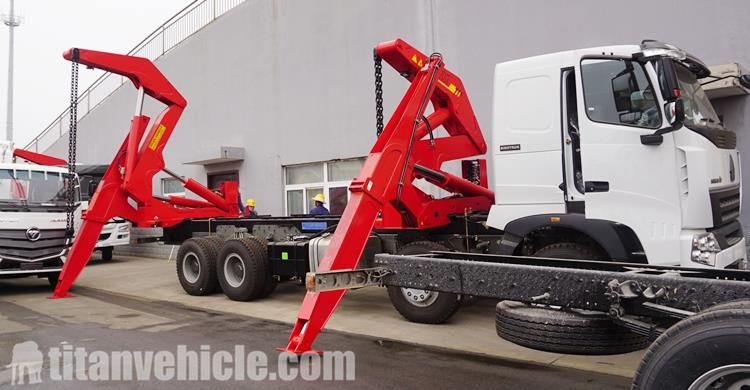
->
[311,252,750,338]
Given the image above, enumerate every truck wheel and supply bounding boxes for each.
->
[495,301,648,355]
[632,308,750,390]
[532,242,602,260]
[242,235,277,299]
[100,247,113,261]
[702,299,750,313]
[217,238,267,301]
[386,241,462,324]
[176,238,220,296]
[47,272,60,288]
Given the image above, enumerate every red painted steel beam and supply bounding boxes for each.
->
[51,49,238,298]
[282,39,494,353]
[13,149,67,166]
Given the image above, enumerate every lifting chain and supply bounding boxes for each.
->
[66,56,79,239]
[373,51,384,136]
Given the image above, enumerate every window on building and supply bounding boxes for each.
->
[581,58,661,128]
[207,171,239,191]
[162,178,185,197]
[284,158,365,215]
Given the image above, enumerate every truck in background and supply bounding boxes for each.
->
[77,165,131,261]
[0,141,79,286]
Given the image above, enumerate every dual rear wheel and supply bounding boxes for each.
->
[176,236,275,300]
[217,237,276,301]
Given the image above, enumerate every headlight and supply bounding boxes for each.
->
[117,224,129,232]
[691,232,721,266]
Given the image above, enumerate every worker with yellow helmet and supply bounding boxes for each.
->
[244,198,258,217]
[309,193,329,215]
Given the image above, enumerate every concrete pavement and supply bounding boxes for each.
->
[52,254,647,378]
[0,279,630,388]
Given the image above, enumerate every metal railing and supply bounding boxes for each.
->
[25,0,245,152]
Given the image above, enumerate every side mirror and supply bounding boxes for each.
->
[664,98,685,125]
[739,74,750,89]
[641,98,684,146]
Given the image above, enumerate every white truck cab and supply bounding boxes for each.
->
[488,40,747,269]
[0,141,81,285]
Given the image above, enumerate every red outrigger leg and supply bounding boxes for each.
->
[51,49,239,298]
[282,39,494,353]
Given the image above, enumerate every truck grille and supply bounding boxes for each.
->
[710,220,744,249]
[692,127,737,149]
[0,229,68,261]
[709,186,741,227]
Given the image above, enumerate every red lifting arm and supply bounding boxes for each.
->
[51,48,239,298]
[13,149,67,166]
[282,39,494,353]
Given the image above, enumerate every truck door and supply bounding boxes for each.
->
[575,57,681,263]
[492,57,566,221]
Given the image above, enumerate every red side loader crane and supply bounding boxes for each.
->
[50,40,494,315]
[282,39,494,353]
[51,48,240,298]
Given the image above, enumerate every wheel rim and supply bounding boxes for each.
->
[688,364,750,390]
[181,252,201,284]
[400,288,439,307]
[223,253,246,288]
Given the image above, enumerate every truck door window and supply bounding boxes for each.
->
[581,59,661,129]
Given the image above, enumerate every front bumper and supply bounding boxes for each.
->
[713,237,747,269]
[94,222,130,248]
[0,257,64,277]
[681,234,747,269]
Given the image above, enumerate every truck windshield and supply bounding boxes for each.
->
[673,63,723,129]
[0,169,79,205]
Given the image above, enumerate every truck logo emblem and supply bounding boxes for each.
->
[499,144,521,152]
[26,227,41,242]
[730,155,736,182]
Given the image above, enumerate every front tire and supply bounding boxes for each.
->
[47,272,60,289]
[532,242,602,260]
[386,241,462,324]
[632,307,750,390]
[100,247,113,261]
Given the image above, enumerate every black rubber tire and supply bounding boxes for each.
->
[100,247,114,261]
[201,236,224,261]
[217,238,267,301]
[204,235,225,248]
[386,241,462,324]
[632,308,750,390]
[532,242,602,260]
[47,272,60,288]
[495,301,649,355]
[701,299,750,313]
[176,238,220,296]
[243,235,276,299]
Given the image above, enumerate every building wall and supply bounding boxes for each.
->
[45,0,750,226]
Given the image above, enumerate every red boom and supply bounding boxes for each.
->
[282,39,494,353]
[51,48,239,298]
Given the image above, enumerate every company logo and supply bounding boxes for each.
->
[5,341,44,385]
[729,155,736,182]
[3,341,356,384]
[25,227,41,242]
